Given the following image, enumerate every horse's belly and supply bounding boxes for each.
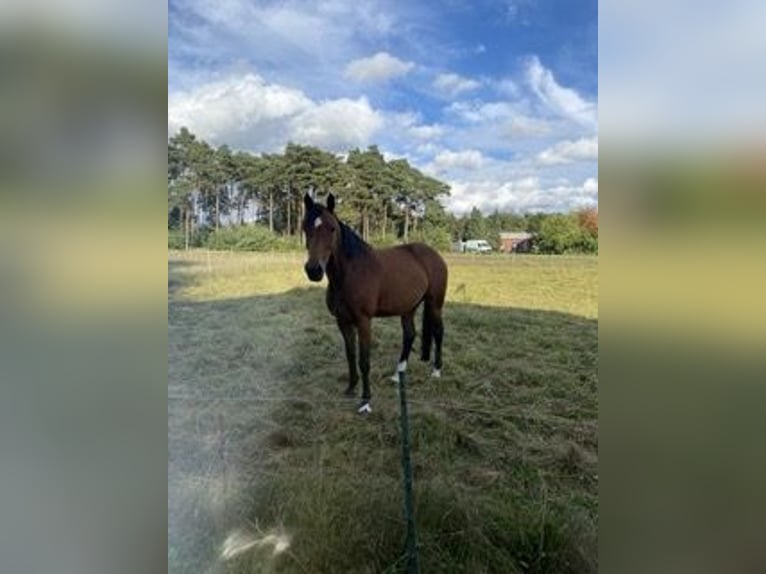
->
[375,275,427,316]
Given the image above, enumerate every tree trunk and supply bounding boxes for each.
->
[382,205,387,239]
[269,191,274,232]
[184,207,190,250]
[187,204,196,249]
[300,196,305,245]
[215,190,220,229]
[404,207,409,242]
[295,198,299,236]
[287,190,291,237]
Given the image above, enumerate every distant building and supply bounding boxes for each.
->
[499,231,534,253]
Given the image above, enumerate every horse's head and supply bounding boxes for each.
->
[302,193,340,282]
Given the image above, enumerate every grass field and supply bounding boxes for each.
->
[168,250,598,573]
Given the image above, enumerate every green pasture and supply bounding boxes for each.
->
[169,250,598,573]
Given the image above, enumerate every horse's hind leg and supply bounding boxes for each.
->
[421,298,444,378]
[420,301,433,363]
[431,306,444,378]
[391,311,416,382]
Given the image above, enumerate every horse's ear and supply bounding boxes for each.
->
[304,193,313,211]
[327,193,335,213]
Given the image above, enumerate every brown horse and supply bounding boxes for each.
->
[302,193,448,414]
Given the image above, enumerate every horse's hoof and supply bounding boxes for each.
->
[357,402,372,415]
[431,369,441,378]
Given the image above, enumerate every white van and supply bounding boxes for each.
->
[462,239,493,253]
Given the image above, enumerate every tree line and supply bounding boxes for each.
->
[168,127,597,254]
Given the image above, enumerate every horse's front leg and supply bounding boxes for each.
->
[356,316,372,414]
[337,320,358,397]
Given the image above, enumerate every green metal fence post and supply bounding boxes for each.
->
[398,370,420,573]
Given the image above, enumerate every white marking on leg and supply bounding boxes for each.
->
[357,403,372,414]
[314,216,323,229]
[431,368,441,378]
[391,360,407,382]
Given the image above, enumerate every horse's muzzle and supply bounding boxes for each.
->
[304,263,324,282]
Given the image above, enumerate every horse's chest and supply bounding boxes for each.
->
[326,285,352,321]
[326,283,366,322]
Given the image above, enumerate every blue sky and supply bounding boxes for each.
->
[169,0,597,214]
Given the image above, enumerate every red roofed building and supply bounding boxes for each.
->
[499,232,534,253]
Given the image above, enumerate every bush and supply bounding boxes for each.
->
[204,225,300,252]
[412,225,456,252]
[368,234,401,248]
[167,226,211,249]
[368,227,451,252]
[536,215,585,254]
[168,230,185,250]
[576,232,598,254]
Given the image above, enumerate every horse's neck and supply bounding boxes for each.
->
[326,249,347,289]
[327,246,368,290]
[327,225,374,289]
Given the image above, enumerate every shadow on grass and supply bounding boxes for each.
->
[168,261,598,574]
[168,259,199,297]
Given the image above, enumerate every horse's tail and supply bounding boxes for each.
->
[405,242,447,363]
[421,297,435,362]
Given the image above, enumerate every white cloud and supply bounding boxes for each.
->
[504,116,551,138]
[409,124,445,140]
[446,101,518,123]
[445,176,598,215]
[168,73,383,152]
[170,0,408,96]
[415,142,442,156]
[290,97,384,149]
[525,56,597,128]
[430,149,487,172]
[434,73,482,96]
[383,112,447,147]
[537,137,598,165]
[443,100,552,146]
[168,73,311,143]
[344,52,415,83]
[445,100,547,131]
[543,179,599,210]
[446,177,539,214]
[495,78,521,97]
[583,177,598,196]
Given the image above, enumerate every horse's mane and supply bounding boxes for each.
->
[338,220,371,260]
